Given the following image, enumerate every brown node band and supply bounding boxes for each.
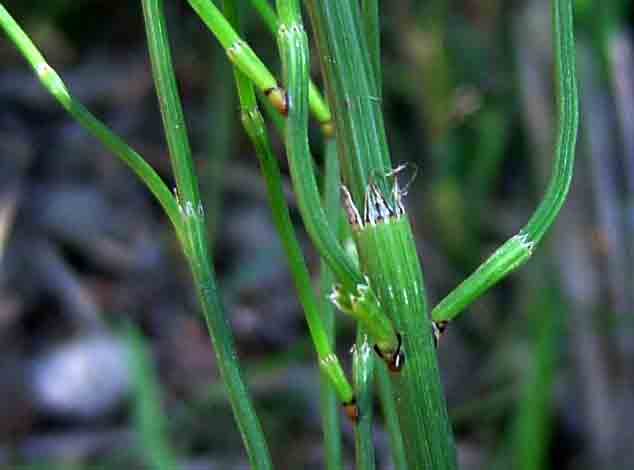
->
[264,86,288,116]
[342,398,359,423]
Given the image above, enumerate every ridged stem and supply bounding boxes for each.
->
[275,0,399,356]
[246,0,332,133]
[319,138,344,470]
[141,1,273,468]
[222,0,354,408]
[304,1,457,466]
[0,3,182,243]
[353,328,376,470]
[431,0,579,323]
[376,363,407,470]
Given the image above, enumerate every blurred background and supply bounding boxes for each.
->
[0,0,632,468]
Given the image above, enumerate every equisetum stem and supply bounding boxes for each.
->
[353,328,376,470]
[431,0,579,323]
[357,7,407,469]
[141,1,273,468]
[222,0,355,412]
[275,0,400,359]
[246,0,333,134]
[319,138,344,469]
[187,0,287,115]
[0,3,183,244]
[303,0,391,205]
[376,363,408,470]
[305,0,458,467]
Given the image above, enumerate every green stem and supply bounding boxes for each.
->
[305,1,457,467]
[141,1,273,468]
[360,0,381,92]
[319,138,344,470]
[353,328,376,470]
[187,0,287,115]
[358,6,406,469]
[376,363,407,470]
[431,0,579,323]
[246,0,333,133]
[303,0,390,205]
[0,3,182,243]
[276,0,399,356]
[222,0,354,407]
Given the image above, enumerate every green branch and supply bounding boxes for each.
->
[221,0,354,411]
[140,1,273,468]
[431,0,579,323]
[275,0,399,358]
[0,3,183,243]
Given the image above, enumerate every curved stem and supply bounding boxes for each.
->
[275,0,398,354]
[431,0,579,323]
[221,0,354,407]
[0,3,182,242]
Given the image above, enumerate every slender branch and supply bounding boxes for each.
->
[0,3,183,243]
[319,138,344,470]
[275,0,399,357]
[187,0,287,114]
[222,0,355,409]
[353,328,376,470]
[141,2,273,468]
[246,0,333,134]
[431,0,579,323]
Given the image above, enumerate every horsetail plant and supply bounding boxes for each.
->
[218,0,356,420]
[0,3,274,469]
[431,0,579,326]
[0,0,579,468]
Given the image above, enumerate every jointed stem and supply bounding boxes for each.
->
[222,0,354,409]
[431,0,579,323]
[305,0,457,467]
[187,0,286,114]
[0,3,183,243]
[353,328,376,470]
[319,139,344,469]
[141,1,273,468]
[275,0,399,357]
[245,0,333,133]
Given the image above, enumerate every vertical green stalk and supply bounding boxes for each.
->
[376,363,407,470]
[275,0,400,360]
[431,0,579,323]
[353,328,376,470]
[204,48,234,251]
[358,5,406,469]
[304,0,457,468]
[221,0,354,411]
[140,1,273,468]
[319,138,344,470]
